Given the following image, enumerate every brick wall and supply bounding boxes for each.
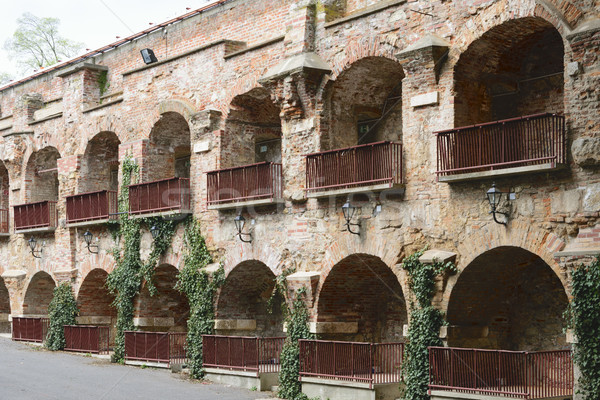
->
[145,113,191,182]
[0,278,9,314]
[24,147,60,203]
[79,132,120,193]
[22,272,56,316]
[77,269,116,318]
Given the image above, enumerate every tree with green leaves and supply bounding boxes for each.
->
[0,72,13,86]
[4,12,83,72]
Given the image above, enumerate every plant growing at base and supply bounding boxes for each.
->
[46,282,79,351]
[176,217,225,379]
[401,248,456,400]
[565,255,600,400]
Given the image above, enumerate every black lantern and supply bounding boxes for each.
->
[140,48,158,64]
[341,196,360,235]
[150,225,160,240]
[83,230,99,254]
[486,183,507,225]
[28,236,41,258]
[234,214,252,243]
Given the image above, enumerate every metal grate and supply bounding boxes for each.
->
[13,201,58,231]
[12,317,49,342]
[207,162,282,206]
[128,177,190,215]
[124,331,188,366]
[66,190,117,224]
[64,325,110,354]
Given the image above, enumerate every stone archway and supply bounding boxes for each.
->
[133,264,189,332]
[215,260,283,337]
[0,277,10,332]
[315,253,407,343]
[80,131,120,193]
[446,246,569,351]
[23,271,56,316]
[76,268,116,325]
[146,112,191,180]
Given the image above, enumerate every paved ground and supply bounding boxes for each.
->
[0,337,272,400]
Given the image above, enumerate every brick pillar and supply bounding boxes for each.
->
[118,140,148,183]
[188,109,223,215]
[11,94,42,130]
[284,0,316,55]
[1,270,27,316]
[396,35,451,200]
[55,155,82,273]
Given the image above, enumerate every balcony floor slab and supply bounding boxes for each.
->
[129,209,192,220]
[66,218,115,228]
[438,163,566,183]
[307,183,405,199]
[208,198,285,210]
[15,227,56,234]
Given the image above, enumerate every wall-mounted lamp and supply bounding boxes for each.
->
[341,196,361,235]
[83,230,99,254]
[234,214,252,243]
[486,183,509,225]
[28,236,42,258]
[150,225,160,240]
[140,48,158,65]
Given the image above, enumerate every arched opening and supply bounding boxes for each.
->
[454,17,564,126]
[24,147,60,203]
[0,161,9,209]
[79,132,120,193]
[327,56,404,150]
[447,246,569,351]
[134,264,189,332]
[0,277,10,333]
[316,254,407,342]
[215,261,283,336]
[77,269,116,325]
[147,112,191,180]
[23,271,56,316]
[222,87,282,169]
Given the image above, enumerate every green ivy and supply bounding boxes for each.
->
[46,282,79,351]
[278,288,313,400]
[402,249,456,400]
[176,218,225,379]
[565,255,600,399]
[106,157,178,362]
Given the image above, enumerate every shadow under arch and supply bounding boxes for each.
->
[23,271,56,316]
[315,253,407,343]
[446,246,569,351]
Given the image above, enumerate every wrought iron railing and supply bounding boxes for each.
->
[66,190,117,224]
[64,325,110,354]
[428,346,574,399]
[435,113,566,178]
[12,317,49,343]
[13,201,58,231]
[299,339,404,388]
[207,162,282,206]
[306,141,402,193]
[128,177,190,215]
[124,331,188,366]
[202,335,285,375]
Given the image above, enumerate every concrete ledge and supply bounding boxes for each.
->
[429,389,571,400]
[307,183,405,199]
[204,367,278,391]
[66,218,114,228]
[28,112,63,125]
[82,98,123,113]
[15,226,56,234]
[438,163,566,183]
[309,321,358,334]
[214,319,257,331]
[125,360,170,369]
[324,0,407,29]
[76,316,112,325]
[554,249,600,257]
[301,376,403,400]
[129,210,192,220]
[208,198,284,210]
[133,317,174,327]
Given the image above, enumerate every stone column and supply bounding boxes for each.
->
[1,269,27,317]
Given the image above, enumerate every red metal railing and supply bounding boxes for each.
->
[13,201,58,231]
[66,190,117,224]
[0,208,8,233]
[124,331,188,366]
[306,141,403,193]
[202,335,285,375]
[128,177,190,215]
[206,162,283,206]
[429,347,574,399]
[435,113,566,178]
[299,339,405,388]
[64,325,110,354]
[12,317,49,342]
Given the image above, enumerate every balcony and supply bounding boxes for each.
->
[435,113,566,182]
[207,162,283,210]
[128,177,191,218]
[305,141,403,198]
[429,346,573,399]
[0,209,8,236]
[66,190,117,227]
[14,201,58,233]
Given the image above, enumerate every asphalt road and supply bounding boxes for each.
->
[0,337,271,400]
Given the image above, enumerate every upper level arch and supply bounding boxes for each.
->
[146,111,191,181]
[23,146,61,203]
[79,131,120,193]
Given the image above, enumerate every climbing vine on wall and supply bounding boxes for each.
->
[46,282,79,351]
[278,288,313,400]
[565,255,600,400]
[106,157,177,362]
[176,217,224,379]
[402,248,456,400]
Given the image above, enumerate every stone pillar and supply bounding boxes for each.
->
[1,269,27,317]
[118,140,148,182]
[12,94,43,130]
[55,155,81,273]
[284,0,317,55]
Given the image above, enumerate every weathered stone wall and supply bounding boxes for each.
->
[0,0,597,352]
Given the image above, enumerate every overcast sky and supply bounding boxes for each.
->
[0,0,216,80]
